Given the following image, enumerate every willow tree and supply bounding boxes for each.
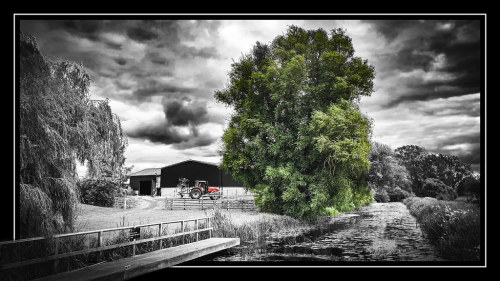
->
[215,26,375,220]
[19,33,128,238]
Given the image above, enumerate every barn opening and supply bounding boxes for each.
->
[139,181,152,195]
[129,168,161,196]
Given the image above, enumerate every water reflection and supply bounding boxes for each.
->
[195,202,447,263]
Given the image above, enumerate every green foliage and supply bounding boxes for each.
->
[215,26,375,220]
[403,197,480,260]
[19,32,128,238]
[77,179,121,207]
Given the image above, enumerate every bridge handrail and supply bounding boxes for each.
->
[0,227,213,270]
[0,217,213,271]
[0,217,211,245]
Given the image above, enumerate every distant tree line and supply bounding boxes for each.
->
[367,142,480,203]
[19,32,129,238]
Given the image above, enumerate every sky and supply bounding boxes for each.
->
[19,17,483,174]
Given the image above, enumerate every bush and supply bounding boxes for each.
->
[403,197,480,260]
[374,189,390,203]
[77,179,121,207]
[370,182,412,203]
[457,176,480,202]
[420,178,457,200]
[387,185,413,202]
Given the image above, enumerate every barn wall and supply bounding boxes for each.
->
[221,170,243,187]
[130,175,156,191]
[160,161,243,188]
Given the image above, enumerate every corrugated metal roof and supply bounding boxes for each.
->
[130,168,162,177]
[161,159,219,169]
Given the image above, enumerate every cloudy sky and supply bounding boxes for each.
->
[19,17,482,174]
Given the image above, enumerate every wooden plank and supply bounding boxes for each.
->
[34,238,240,281]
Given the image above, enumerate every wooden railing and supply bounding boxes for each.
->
[113,197,129,209]
[0,217,212,272]
[165,197,257,211]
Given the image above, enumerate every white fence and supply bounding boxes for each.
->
[159,187,254,199]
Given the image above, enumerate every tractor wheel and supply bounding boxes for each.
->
[190,188,202,199]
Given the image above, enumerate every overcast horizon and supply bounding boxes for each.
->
[19,18,483,174]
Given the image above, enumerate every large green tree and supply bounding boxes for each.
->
[19,33,128,238]
[215,26,375,220]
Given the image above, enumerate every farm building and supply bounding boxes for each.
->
[160,159,243,189]
[129,168,161,196]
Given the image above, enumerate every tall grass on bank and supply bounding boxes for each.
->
[209,207,309,243]
[403,197,480,261]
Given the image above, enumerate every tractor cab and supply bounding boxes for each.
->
[194,180,208,193]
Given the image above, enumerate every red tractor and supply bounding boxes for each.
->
[177,178,221,200]
[189,180,221,200]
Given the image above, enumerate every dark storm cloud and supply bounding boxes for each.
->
[131,80,196,102]
[366,20,481,106]
[126,115,217,150]
[145,51,171,65]
[20,19,221,94]
[105,41,122,50]
[126,120,188,144]
[164,99,210,126]
[364,20,419,41]
[114,57,127,66]
[59,20,104,41]
[181,46,219,59]
[125,96,224,149]
[432,133,481,169]
[404,93,481,117]
[126,120,218,149]
[126,27,158,42]
[386,82,479,107]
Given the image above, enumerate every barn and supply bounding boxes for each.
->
[160,159,243,189]
[129,168,161,196]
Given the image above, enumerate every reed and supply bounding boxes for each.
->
[208,207,308,243]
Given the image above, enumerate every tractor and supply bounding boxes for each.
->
[176,178,221,200]
[189,180,221,200]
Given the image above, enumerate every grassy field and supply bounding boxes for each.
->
[75,195,265,232]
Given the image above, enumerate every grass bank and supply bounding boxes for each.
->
[209,207,312,243]
[403,197,480,261]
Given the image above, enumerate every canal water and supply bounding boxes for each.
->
[191,202,448,264]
